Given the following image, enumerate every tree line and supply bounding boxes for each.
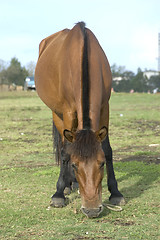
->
[0,58,35,87]
[0,58,159,92]
[111,64,160,93]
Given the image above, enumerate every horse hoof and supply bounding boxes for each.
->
[64,187,71,195]
[50,198,65,208]
[109,197,125,206]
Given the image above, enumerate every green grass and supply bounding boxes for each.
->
[0,91,160,239]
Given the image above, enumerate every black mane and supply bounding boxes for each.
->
[67,129,100,159]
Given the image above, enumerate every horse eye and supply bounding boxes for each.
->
[72,163,78,171]
[100,162,105,169]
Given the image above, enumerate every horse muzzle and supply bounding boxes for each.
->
[81,205,103,218]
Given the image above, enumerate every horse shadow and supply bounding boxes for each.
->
[112,156,159,203]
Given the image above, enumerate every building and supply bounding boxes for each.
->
[143,70,159,79]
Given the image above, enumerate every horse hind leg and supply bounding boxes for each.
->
[64,162,79,195]
[51,145,79,208]
[51,144,71,207]
[51,110,79,207]
[102,136,125,206]
[51,113,71,206]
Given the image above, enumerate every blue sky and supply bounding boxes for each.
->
[0,0,160,72]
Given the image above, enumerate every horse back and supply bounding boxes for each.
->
[35,23,112,132]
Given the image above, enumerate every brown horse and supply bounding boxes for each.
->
[35,22,125,218]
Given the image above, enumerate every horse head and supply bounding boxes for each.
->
[64,127,107,218]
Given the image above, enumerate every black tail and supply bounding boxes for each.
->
[52,121,62,165]
[77,22,91,129]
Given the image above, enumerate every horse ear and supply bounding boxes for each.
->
[96,126,108,142]
[63,129,75,143]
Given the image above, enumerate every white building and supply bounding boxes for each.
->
[143,70,159,79]
[113,76,123,81]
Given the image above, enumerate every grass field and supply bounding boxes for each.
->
[0,91,160,240]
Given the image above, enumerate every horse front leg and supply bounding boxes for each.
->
[102,136,125,206]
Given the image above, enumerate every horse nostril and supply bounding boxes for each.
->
[81,205,103,218]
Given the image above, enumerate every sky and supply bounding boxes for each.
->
[0,0,160,73]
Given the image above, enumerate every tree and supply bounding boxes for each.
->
[5,58,29,86]
[0,59,8,72]
[113,79,132,92]
[130,68,149,92]
[0,59,8,84]
[111,65,152,92]
[111,64,135,92]
[111,64,126,78]
[122,71,135,80]
[149,75,160,91]
[26,61,36,76]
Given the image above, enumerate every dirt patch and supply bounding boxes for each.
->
[118,155,160,164]
[129,119,160,134]
[72,236,111,240]
[113,218,135,226]
[113,145,160,164]
[72,237,92,240]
